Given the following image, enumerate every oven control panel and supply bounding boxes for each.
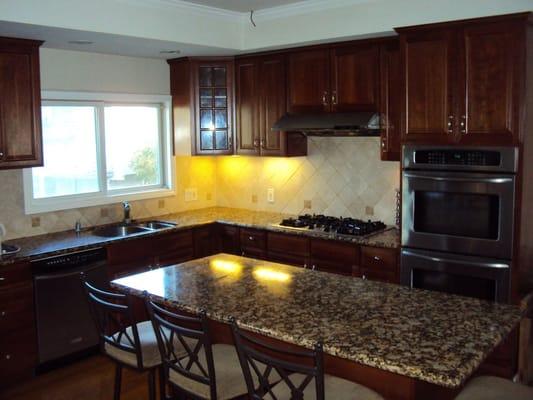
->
[414,150,501,166]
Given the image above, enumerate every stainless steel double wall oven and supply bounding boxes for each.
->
[401,145,518,302]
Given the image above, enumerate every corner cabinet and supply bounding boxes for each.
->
[397,14,526,146]
[168,57,234,155]
[0,37,43,169]
[235,55,307,157]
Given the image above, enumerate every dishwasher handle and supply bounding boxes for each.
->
[34,260,108,281]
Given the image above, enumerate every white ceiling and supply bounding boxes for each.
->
[179,0,308,12]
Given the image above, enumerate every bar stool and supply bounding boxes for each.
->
[455,292,533,400]
[145,298,249,399]
[230,319,384,400]
[82,274,166,400]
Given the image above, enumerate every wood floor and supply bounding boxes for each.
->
[0,355,159,400]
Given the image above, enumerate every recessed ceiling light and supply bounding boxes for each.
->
[68,40,94,45]
[160,50,181,55]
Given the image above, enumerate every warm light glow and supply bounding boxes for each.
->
[253,267,291,283]
[210,259,243,275]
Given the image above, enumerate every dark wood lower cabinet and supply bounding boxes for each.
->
[360,246,399,283]
[193,225,219,258]
[240,228,267,260]
[310,239,360,276]
[216,224,241,255]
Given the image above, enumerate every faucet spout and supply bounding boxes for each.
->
[122,201,131,224]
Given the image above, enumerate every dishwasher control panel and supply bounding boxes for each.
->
[31,247,107,273]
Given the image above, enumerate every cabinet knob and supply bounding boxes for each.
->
[362,274,367,280]
[253,138,259,148]
[312,265,316,271]
[260,139,265,149]
[248,236,254,241]
[331,91,337,105]
[303,264,307,269]
[5,354,11,360]
[447,115,454,134]
[381,138,387,149]
[460,115,467,134]
[0,311,5,317]
[322,91,328,106]
[0,151,3,157]
[373,256,381,261]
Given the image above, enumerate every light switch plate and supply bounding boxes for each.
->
[185,188,198,202]
[267,188,275,203]
[365,206,374,216]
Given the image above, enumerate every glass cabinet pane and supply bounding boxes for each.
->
[200,130,214,150]
[200,109,214,130]
[200,89,213,108]
[214,88,227,108]
[215,130,228,149]
[214,109,227,129]
[213,67,226,86]
[199,67,212,87]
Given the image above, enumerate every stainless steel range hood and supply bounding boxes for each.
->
[271,112,381,136]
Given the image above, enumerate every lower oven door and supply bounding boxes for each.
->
[402,170,515,259]
[400,248,510,302]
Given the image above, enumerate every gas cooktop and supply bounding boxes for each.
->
[274,214,388,237]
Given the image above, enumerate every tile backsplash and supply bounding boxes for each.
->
[0,137,399,240]
[217,137,400,223]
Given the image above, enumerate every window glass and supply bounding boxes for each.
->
[32,105,99,198]
[104,106,162,190]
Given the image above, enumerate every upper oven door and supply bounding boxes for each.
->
[402,170,515,259]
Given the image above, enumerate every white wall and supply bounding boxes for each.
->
[40,48,170,94]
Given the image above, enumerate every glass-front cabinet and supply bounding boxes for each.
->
[168,57,234,156]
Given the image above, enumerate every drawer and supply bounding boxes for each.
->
[267,251,307,268]
[241,248,267,261]
[267,233,309,257]
[360,246,398,272]
[310,239,359,265]
[361,268,398,284]
[240,229,266,251]
[0,262,32,289]
[0,285,35,334]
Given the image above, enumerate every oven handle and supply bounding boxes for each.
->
[402,250,510,269]
[403,172,513,184]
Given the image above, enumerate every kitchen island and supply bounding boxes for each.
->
[111,254,521,400]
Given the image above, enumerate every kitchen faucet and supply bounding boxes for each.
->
[122,201,131,224]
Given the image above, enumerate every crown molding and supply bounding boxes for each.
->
[251,0,378,22]
[115,0,242,20]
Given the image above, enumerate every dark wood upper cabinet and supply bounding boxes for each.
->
[380,40,401,161]
[235,54,307,157]
[287,49,330,113]
[168,57,234,155]
[330,44,380,112]
[0,37,43,169]
[400,29,456,144]
[397,13,526,146]
[459,20,521,145]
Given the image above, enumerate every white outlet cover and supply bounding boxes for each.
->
[185,188,198,202]
[267,188,275,203]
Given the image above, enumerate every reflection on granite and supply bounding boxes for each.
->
[1,207,399,266]
[112,254,521,389]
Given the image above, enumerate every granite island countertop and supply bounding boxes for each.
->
[111,253,522,389]
[1,207,399,266]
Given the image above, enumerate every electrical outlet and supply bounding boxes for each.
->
[251,194,258,203]
[267,188,275,203]
[158,199,165,209]
[304,200,312,209]
[100,208,109,218]
[206,192,212,201]
[31,216,41,228]
[184,188,198,202]
[365,206,374,216]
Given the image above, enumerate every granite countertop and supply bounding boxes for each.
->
[1,207,400,266]
[111,254,521,389]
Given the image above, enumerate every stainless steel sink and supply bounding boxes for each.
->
[136,221,176,230]
[92,225,152,238]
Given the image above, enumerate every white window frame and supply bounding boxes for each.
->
[23,91,175,215]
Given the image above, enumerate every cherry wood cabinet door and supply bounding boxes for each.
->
[0,38,43,169]
[216,224,241,255]
[400,29,457,144]
[287,49,330,113]
[259,55,288,156]
[330,44,380,112]
[457,21,521,145]
[235,58,259,155]
[309,239,359,276]
[380,40,401,161]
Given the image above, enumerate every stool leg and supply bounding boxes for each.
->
[148,369,156,400]
[114,364,122,400]
[158,366,167,400]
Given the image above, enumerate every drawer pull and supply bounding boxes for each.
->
[5,354,11,360]
[248,236,254,241]
[303,264,307,269]
[0,311,5,317]
[0,277,4,281]
[312,265,316,271]
[362,274,367,280]
[373,256,381,261]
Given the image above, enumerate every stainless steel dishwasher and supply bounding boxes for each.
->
[32,247,108,366]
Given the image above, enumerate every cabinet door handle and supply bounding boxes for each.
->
[260,139,265,149]
[303,264,307,269]
[248,236,254,241]
[228,135,233,148]
[253,138,259,148]
[373,256,381,261]
[0,277,4,281]
[0,151,4,158]
[0,311,5,317]
[362,274,367,280]
[447,115,454,134]
[322,91,328,106]
[312,265,316,271]
[460,115,467,134]
[331,91,337,105]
